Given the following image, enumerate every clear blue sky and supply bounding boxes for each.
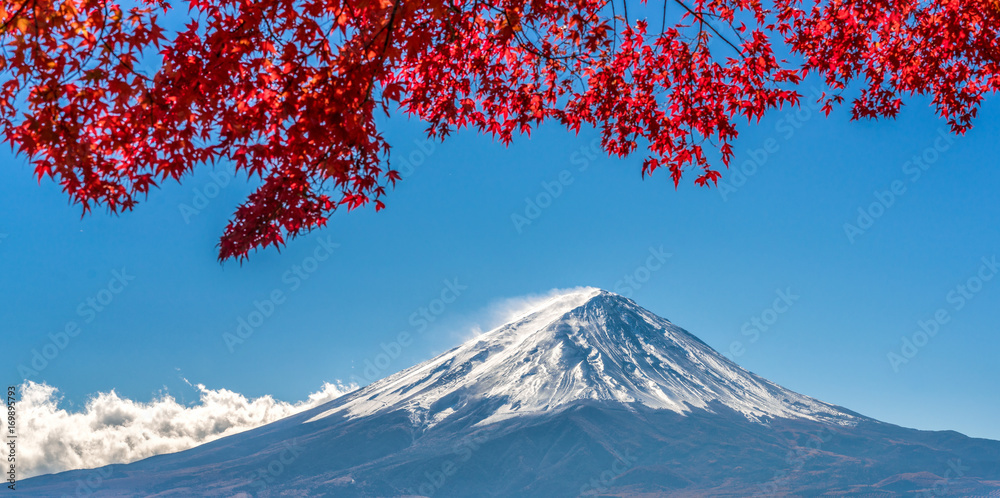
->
[2,79,999,440]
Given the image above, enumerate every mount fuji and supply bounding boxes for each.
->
[23,288,1000,496]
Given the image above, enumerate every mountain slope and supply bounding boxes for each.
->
[22,288,1000,497]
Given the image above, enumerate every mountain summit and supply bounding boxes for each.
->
[310,288,853,428]
[23,289,1000,497]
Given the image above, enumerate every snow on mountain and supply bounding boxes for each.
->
[308,287,856,428]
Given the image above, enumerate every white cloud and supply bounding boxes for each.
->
[19,380,356,479]
[488,286,600,324]
[453,286,601,342]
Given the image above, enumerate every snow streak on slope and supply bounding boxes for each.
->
[307,288,856,428]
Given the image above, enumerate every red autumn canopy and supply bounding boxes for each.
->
[2,0,996,260]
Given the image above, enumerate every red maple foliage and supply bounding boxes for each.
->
[2,0,997,260]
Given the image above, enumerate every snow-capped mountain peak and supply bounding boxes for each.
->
[23,288,1000,497]
[307,288,855,428]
